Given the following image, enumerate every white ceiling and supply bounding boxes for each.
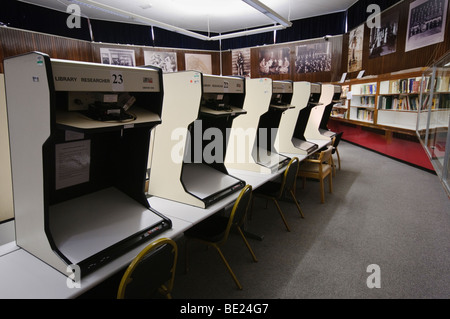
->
[19,0,357,34]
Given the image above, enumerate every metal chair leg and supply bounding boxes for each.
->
[329,173,333,194]
[249,196,254,220]
[320,179,325,203]
[337,149,341,170]
[273,199,291,232]
[331,156,336,177]
[237,226,258,262]
[184,239,190,274]
[290,190,305,219]
[213,245,243,290]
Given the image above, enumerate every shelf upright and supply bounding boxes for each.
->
[148,72,246,209]
[4,52,171,278]
[348,80,378,123]
[330,84,349,120]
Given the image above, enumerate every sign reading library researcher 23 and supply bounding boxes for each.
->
[52,59,160,92]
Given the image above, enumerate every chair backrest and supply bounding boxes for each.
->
[279,157,300,197]
[333,132,343,148]
[229,184,253,229]
[117,238,178,299]
[216,185,252,245]
[319,146,333,164]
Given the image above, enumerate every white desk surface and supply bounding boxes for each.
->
[0,139,330,299]
[181,164,243,200]
[0,215,191,299]
[281,139,331,158]
[148,167,285,225]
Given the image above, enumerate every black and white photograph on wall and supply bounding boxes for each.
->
[405,0,448,52]
[295,42,332,74]
[100,48,136,66]
[348,25,364,73]
[144,51,177,73]
[185,53,212,74]
[258,47,290,76]
[369,11,399,58]
[232,48,251,77]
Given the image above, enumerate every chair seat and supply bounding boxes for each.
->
[298,146,333,204]
[254,181,280,197]
[299,162,332,174]
[184,214,229,243]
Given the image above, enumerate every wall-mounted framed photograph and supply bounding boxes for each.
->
[100,48,136,66]
[144,51,177,73]
[232,48,251,77]
[405,0,448,52]
[348,25,364,73]
[185,53,212,74]
[369,10,399,58]
[295,42,332,74]
[258,47,290,76]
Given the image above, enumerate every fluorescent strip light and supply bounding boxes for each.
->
[242,0,292,27]
[211,25,285,41]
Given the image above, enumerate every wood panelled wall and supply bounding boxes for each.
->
[0,27,221,74]
[0,0,449,79]
[0,27,94,73]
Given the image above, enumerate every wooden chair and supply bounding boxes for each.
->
[117,238,178,299]
[298,146,333,203]
[331,132,343,176]
[252,157,304,232]
[184,185,256,290]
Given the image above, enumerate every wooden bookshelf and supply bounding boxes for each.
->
[347,78,378,124]
[334,68,429,134]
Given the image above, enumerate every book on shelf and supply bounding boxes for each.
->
[379,81,390,95]
[389,77,422,94]
[359,96,375,107]
[356,108,374,121]
[409,96,420,110]
[390,80,399,94]
[421,95,438,110]
[379,95,421,111]
[331,110,347,118]
[409,77,422,94]
[425,76,431,92]
[355,83,377,95]
[436,76,449,92]
[341,86,350,99]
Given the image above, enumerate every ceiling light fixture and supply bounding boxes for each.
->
[211,25,285,41]
[70,0,288,41]
[241,0,292,28]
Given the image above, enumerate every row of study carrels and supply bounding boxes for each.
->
[2,52,340,282]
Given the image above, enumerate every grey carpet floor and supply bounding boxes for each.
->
[171,141,450,299]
